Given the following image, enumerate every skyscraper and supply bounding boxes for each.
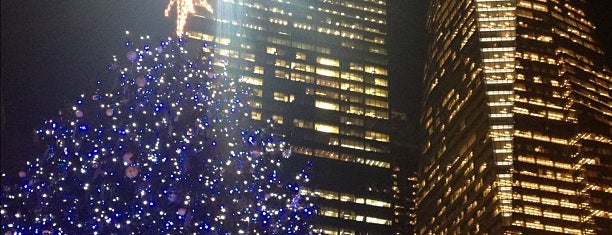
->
[419,0,611,234]
[390,111,419,234]
[176,0,394,233]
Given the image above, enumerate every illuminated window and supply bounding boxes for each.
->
[517,155,535,163]
[250,100,262,109]
[543,210,560,219]
[364,65,388,75]
[340,194,354,202]
[365,199,391,208]
[292,146,312,156]
[365,108,389,119]
[560,200,578,208]
[317,57,339,67]
[296,52,306,60]
[293,119,313,129]
[240,76,263,86]
[340,94,362,103]
[253,66,264,74]
[242,53,256,62]
[317,68,340,77]
[290,73,315,83]
[275,59,289,68]
[240,43,252,49]
[274,92,294,102]
[313,149,339,160]
[313,189,338,200]
[216,37,230,45]
[315,89,339,99]
[251,111,261,120]
[218,49,232,57]
[350,62,363,71]
[558,188,575,196]
[292,62,315,73]
[341,127,364,138]
[340,139,364,150]
[366,87,388,97]
[340,83,364,93]
[340,210,356,220]
[342,105,364,115]
[366,217,391,225]
[267,37,290,46]
[293,22,313,30]
[316,78,340,89]
[215,49,238,58]
[365,131,389,142]
[270,17,288,25]
[520,181,539,190]
[315,123,339,134]
[320,207,338,217]
[341,116,364,126]
[374,78,388,87]
[369,47,387,55]
[341,72,364,82]
[341,41,356,49]
[541,198,559,206]
[275,70,289,79]
[524,205,542,216]
[365,98,388,108]
[266,46,276,54]
[561,214,580,222]
[315,100,339,111]
[525,221,543,230]
[272,115,283,124]
[251,88,263,97]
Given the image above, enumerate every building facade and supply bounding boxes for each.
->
[418,0,611,234]
[390,111,419,234]
[182,0,394,234]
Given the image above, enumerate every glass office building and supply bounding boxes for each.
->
[419,0,611,234]
[182,0,394,234]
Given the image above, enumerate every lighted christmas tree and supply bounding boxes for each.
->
[1,33,316,234]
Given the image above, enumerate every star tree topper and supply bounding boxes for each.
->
[165,0,214,36]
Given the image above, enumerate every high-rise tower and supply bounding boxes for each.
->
[174,0,394,234]
[419,0,611,234]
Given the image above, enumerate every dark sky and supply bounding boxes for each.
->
[1,1,608,175]
[1,0,174,174]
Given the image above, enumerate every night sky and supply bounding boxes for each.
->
[1,0,608,176]
[1,1,175,174]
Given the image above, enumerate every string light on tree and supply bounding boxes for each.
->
[1,33,316,234]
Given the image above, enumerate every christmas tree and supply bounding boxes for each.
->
[1,33,316,234]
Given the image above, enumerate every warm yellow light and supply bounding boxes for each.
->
[315,100,339,111]
[165,0,214,36]
[314,123,339,134]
